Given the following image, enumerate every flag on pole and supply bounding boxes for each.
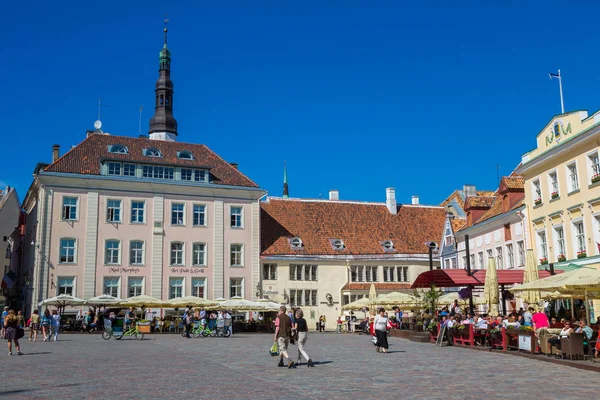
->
[549,72,560,78]
[1,270,17,289]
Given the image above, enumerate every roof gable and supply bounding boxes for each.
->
[44,134,258,188]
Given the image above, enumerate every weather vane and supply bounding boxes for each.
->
[164,14,169,45]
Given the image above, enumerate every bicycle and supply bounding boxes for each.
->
[114,322,144,340]
[336,323,348,333]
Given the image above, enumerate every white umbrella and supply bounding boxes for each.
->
[117,295,165,308]
[85,294,122,308]
[166,296,218,308]
[39,294,86,308]
[215,297,265,311]
[256,298,282,311]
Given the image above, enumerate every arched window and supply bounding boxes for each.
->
[178,150,193,160]
[144,148,162,157]
[109,144,128,154]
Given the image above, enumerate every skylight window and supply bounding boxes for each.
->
[380,240,395,252]
[178,150,193,160]
[144,148,162,157]
[329,238,345,250]
[109,145,128,154]
[289,237,303,250]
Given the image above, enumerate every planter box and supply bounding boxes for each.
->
[577,253,587,259]
[137,323,151,333]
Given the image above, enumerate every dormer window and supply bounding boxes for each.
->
[109,145,128,154]
[380,240,395,252]
[289,237,303,250]
[329,238,345,250]
[144,148,162,157]
[178,150,193,160]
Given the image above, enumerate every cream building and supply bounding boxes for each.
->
[260,189,445,328]
[517,110,600,319]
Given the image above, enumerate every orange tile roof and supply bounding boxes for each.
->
[502,175,525,190]
[44,134,258,188]
[464,196,495,209]
[440,190,464,209]
[451,218,466,232]
[261,198,446,256]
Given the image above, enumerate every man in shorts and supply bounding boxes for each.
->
[274,306,294,368]
[125,307,135,331]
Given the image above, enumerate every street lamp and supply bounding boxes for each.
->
[426,242,438,271]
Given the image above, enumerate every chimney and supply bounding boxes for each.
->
[230,162,239,170]
[411,195,419,205]
[386,187,397,214]
[329,190,339,201]
[463,184,476,198]
[52,144,60,163]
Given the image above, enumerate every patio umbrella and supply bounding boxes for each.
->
[215,297,265,311]
[39,294,86,311]
[166,296,218,308]
[85,294,122,308]
[368,284,377,311]
[484,257,499,317]
[117,295,165,308]
[375,292,419,306]
[520,249,541,308]
[438,292,486,306]
[256,298,282,312]
[342,296,371,310]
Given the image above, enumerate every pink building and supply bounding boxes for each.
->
[21,28,265,315]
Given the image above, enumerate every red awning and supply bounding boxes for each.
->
[411,269,557,289]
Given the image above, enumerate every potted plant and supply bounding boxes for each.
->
[534,198,542,206]
[539,257,548,265]
[551,191,559,199]
[557,254,566,262]
[577,250,587,259]
[592,174,600,184]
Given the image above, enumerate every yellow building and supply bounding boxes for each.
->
[517,110,600,320]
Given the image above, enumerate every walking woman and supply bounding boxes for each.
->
[29,310,40,342]
[50,310,61,341]
[41,309,51,341]
[294,309,314,367]
[374,308,389,353]
[4,310,23,355]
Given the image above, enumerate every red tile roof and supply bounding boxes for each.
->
[502,175,525,190]
[261,198,446,256]
[341,283,412,291]
[411,269,558,288]
[44,134,259,188]
[464,196,495,209]
[451,218,466,232]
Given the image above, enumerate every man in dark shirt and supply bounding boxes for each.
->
[274,306,294,368]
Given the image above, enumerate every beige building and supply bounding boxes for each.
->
[260,189,445,328]
[517,110,600,319]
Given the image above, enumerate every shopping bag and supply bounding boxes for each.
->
[269,341,279,356]
[371,336,378,345]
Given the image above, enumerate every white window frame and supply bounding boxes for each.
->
[170,242,185,266]
[171,203,185,226]
[57,276,75,296]
[548,171,559,198]
[191,277,207,298]
[123,163,136,177]
[230,244,243,267]
[107,162,122,176]
[130,200,145,224]
[59,238,77,264]
[106,199,122,223]
[128,277,144,297]
[105,239,121,265]
[588,151,600,183]
[192,243,206,266]
[566,162,579,193]
[553,225,566,260]
[263,263,277,280]
[506,243,514,269]
[532,179,542,203]
[517,241,525,267]
[169,277,184,299]
[594,214,600,256]
[129,240,145,266]
[103,277,120,297]
[572,219,586,254]
[365,265,378,282]
[192,204,207,227]
[230,278,243,298]
[495,247,503,270]
[537,230,548,260]
[62,196,79,221]
[478,252,484,269]
[230,206,243,228]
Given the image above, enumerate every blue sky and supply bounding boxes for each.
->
[2,1,599,205]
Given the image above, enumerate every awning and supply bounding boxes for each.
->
[411,269,557,289]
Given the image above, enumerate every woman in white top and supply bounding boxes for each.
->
[373,308,389,353]
[547,320,573,351]
[50,310,61,342]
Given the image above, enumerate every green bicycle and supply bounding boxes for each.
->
[114,322,144,340]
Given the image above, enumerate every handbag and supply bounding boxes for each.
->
[269,341,279,356]
[16,327,25,340]
[372,336,378,344]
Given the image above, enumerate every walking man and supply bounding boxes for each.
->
[274,306,294,368]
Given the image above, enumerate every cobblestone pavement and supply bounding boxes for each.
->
[1,332,598,400]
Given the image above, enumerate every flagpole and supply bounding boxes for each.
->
[558,69,564,114]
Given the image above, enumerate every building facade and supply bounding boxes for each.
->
[0,186,22,308]
[21,28,265,315]
[260,189,445,327]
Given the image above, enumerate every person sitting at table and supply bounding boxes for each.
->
[575,318,593,354]
[517,314,524,325]
[504,315,520,329]
[462,313,474,324]
[547,320,573,353]
[550,317,558,325]
[475,316,488,329]
[440,307,449,319]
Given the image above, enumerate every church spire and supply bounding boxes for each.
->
[283,161,289,198]
[149,18,178,141]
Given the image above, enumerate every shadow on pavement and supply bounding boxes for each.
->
[0,382,81,396]
[22,352,52,356]
[312,361,334,365]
